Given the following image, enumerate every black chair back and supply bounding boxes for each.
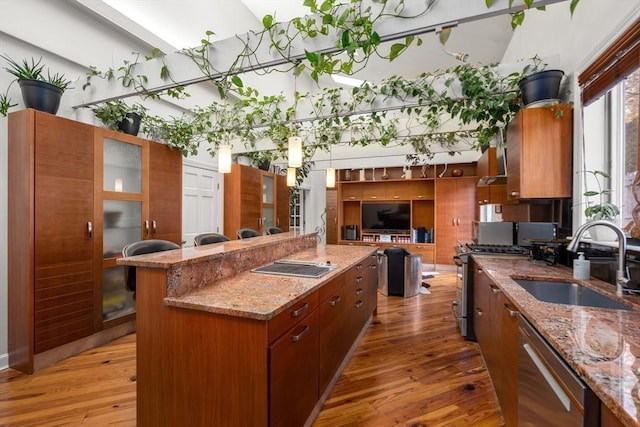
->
[194,233,230,246]
[266,227,283,235]
[237,228,261,239]
[122,239,181,292]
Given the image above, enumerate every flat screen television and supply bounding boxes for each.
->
[362,202,411,233]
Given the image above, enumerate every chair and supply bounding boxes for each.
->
[237,228,261,239]
[266,226,283,235]
[122,239,181,292]
[194,232,230,246]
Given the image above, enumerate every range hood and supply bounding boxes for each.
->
[477,143,507,187]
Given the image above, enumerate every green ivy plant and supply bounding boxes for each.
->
[580,170,620,220]
[91,99,148,131]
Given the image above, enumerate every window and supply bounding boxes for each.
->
[579,19,640,234]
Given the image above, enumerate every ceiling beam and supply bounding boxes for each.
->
[72,0,569,107]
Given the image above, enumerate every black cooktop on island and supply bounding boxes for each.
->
[465,244,530,256]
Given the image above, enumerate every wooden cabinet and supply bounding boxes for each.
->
[473,262,519,426]
[224,164,290,237]
[476,147,507,206]
[269,299,319,427]
[9,110,96,373]
[276,174,290,231]
[506,104,573,201]
[325,188,338,244]
[8,109,182,374]
[319,274,349,394]
[435,177,476,265]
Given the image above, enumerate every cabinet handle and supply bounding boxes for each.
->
[355,276,363,283]
[510,191,519,198]
[329,296,342,306]
[370,196,378,199]
[452,218,456,226]
[490,285,501,295]
[291,302,309,318]
[476,269,483,274]
[151,220,157,234]
[369,264,377,270]
[417,195,425,199]
[291,325,310,343]
[349,196,356,200]
[355,301,364,309]
[86,222,93,240]
[144,220,150,235]
[356,288,364,295]
[393,195,399,199]
[503,303,519,318]
[276,217,280,226]
[476,308,483,317]
[355,264,363,271]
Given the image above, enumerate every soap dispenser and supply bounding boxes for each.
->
[573,252,590,280]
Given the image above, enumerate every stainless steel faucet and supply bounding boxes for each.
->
[567,220,630,296]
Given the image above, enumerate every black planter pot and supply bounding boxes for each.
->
[117,112,142,136]
[257,161,271,171]
[18,79,63,115]
[518,70,564,106]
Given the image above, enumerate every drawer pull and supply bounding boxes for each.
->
[490,285,501,295]
[355,276,363,283]
[476,308,483,317]
[503,303,519,318]
[356,288,364,295]
[291,325,310,343]
[291,303,309,318]
[329,296,342,306]
[355,264,363,271]
[355,301,364,309]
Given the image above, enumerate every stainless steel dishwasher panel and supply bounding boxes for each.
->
[518,315,600,426]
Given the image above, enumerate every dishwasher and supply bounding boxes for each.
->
[518,315,600,426]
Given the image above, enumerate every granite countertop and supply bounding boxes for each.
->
[163,244,376,321]
[473,255,640,427]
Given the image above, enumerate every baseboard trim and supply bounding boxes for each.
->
[0,352,8,371]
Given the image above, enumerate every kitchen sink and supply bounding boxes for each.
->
[514,279,631,311]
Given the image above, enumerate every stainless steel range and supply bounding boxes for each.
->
[452,243,529,341]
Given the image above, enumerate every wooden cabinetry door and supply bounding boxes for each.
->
[341,183,362,200]
[506,105,572,200]
[326,188,338,244]
[240,166,262,232]
[276,174,290,231]
[319,275,349,394]
[269,309,319,427]
[148,142,182,243]
[435,177,476,264]
[33,112,96,354]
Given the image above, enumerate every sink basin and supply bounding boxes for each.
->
[514,279,631,311]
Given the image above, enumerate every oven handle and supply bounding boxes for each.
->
[451,300,461,320]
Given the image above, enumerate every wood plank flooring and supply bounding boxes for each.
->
[0,273,503,426]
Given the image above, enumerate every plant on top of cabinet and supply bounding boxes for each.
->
[0,54,73,116]
[91,99,147,136]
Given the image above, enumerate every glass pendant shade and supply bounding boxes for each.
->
[287,167,296,187]
[326,167,336,188]
[218,144,232,173]
[288,136,303,167]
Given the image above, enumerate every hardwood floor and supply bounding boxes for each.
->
[0,273,503,426]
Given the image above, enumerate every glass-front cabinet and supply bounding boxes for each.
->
[98,133,148,326]
[261,174,275,230]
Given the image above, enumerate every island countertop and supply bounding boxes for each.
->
[472,255,640,427]
[162,244,376,321]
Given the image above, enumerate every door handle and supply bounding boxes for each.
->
[86,222,93,240]
[151,220,157,234]
[291,324,310,343]
[144,220,150,235]
[522,342,571,411]
[503,303,519,317]
[291,302,309,318]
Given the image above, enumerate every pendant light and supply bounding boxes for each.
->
[218,144,232,173]
[326,145,335,188]
[287,167,296,187]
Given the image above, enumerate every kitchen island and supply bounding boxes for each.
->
[472,255,640,427]
[118,232,378,427]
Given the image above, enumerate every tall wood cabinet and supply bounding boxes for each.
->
[476,147,507,206]
[8,109,182,374]
[224,164,290,238]
[435,177,477,265]
[506,104,573,201]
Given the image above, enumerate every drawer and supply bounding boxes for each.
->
[268,291,319,343]
[318,272,346,303]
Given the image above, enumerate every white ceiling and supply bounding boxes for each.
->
[96,0,515,86]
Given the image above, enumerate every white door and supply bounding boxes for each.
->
[182,163,222,247]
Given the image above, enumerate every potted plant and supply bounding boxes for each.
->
[581,170,620,241]
[0,54,72,116]
[518,69,565,106]
[91,99,147,136]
